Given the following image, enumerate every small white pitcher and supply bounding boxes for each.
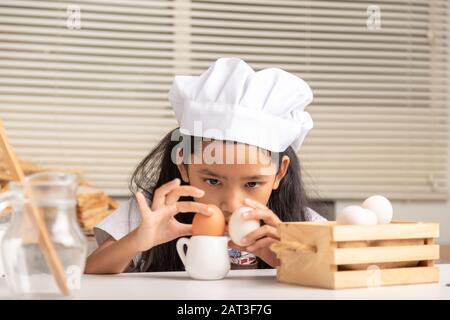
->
[176,235,230,280]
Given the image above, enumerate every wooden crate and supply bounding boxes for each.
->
[271,221,440,289]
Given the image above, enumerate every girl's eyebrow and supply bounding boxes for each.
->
[197,169,267,181]
[198,168,227,179]
[240,175,268,180]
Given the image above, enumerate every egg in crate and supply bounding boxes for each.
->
[337,195,393,225]
[336,205,377,225]
[192,205,225,236]
[362,195,393,224]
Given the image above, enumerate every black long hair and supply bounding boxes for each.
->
[129,128,311,272]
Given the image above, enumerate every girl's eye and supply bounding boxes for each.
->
[245,182,261,188]
[205,178,220,186]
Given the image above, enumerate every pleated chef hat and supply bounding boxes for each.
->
[168,57,313,152]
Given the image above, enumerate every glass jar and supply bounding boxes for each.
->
[0,192,11,277]
[0,172,87,297]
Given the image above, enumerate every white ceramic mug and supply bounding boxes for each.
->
[176,235,230,280]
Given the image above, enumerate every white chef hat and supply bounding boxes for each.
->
[168,57,313,153]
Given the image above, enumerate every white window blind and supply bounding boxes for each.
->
[0,0,448,200]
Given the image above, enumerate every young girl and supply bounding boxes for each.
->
[85,57,326,274]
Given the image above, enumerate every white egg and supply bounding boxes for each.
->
[336,205,377,225]
[362,195,393,224]
[228,206,260,246]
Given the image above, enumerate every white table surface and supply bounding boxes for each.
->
[1,264,449,300]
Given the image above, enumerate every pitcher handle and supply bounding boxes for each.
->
[176,237,190,267]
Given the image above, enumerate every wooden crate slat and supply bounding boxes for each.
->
[332,223,439,241]
[333,266,439,289]
[332,244,440,265]
[423,238,436,267]
[276,251,335,289]
[278,222,332,243]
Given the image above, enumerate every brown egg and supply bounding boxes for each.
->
[192,205,225,236]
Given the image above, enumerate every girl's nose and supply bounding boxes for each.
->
[220,188,244,217]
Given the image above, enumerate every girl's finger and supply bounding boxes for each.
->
[242,208,281,227]
[176,222,193,237]
[152,178,181,210]
[165,186,205,205]
[135,192,152,220]
[246,237,278,253]
[167,201,213,217]
[244,198,268,210]
[240,224,280,246]
[228,240,247,252]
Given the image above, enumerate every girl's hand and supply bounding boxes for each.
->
[228,198,281,268]
[132,178,212,252]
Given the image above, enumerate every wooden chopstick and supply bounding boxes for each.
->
[0,120,69,296]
